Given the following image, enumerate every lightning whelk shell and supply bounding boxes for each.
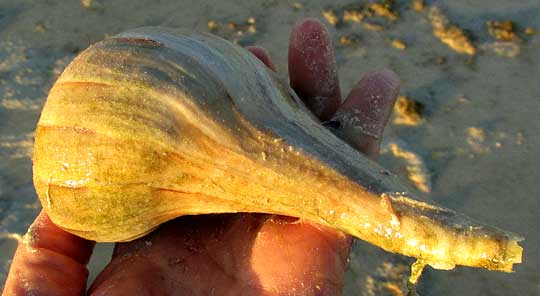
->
[33,27,522,273]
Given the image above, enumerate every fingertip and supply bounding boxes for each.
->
[289,18,341,121]
[3,210,95,296]
[246,46,277,71]
[27,211,95,265]
[332,69,400,157]
[343,69,400,111]
[366,68,400,92]
[291,18,328,37]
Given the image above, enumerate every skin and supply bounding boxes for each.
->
[3,19,399,296]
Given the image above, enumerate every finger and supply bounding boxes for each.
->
[288,18,341,121]
[246,46,277,71]
[330,69,400,158]
[3,210,95,296]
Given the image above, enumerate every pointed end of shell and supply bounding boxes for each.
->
[486,235,524,273]
[505,238,524,271]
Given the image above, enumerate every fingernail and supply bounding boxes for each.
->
[246,46,277,71]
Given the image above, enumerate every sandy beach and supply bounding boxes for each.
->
[1,0,539,294]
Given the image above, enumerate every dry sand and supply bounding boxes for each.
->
[1,0,540,295]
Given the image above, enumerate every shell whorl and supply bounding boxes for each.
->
[34,27,389,241]
[32,28,522,274]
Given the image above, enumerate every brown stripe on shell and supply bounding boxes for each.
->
[37,125,97,135]
[112,37,165,48]
[55,81,113,88]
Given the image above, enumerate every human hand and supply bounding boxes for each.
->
[3,19,399,295]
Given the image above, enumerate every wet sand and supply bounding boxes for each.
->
[1,0,539,295]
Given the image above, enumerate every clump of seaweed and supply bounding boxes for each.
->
[322,9,339,26]
[206,17,258,44]
[393,96,424,126]
[410,0,424,13]
[322,0,399,29]
[487,20,519,41]
[482,20,522,58]
[428,6,476,55]
[391,39,407,50]
[383,141,431,193]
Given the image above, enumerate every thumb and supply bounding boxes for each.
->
[3,210,95,296]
